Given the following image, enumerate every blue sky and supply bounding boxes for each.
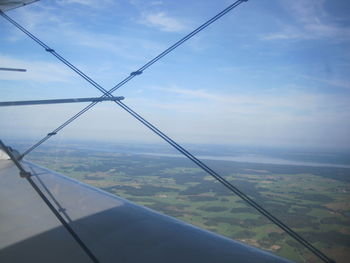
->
[0,0,350,150]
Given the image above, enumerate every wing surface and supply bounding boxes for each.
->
[0,154,292,263]
[0,0,39,12]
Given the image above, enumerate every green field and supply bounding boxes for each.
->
[27,146,350,263]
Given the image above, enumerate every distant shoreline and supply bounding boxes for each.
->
[8,139,350,169]
[139,152,350,169]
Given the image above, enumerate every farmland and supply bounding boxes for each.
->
[27,145,350,263]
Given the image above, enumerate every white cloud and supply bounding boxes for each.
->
[60,0,94,5]
[262,0,350,41]
[120,86,350,148]
[1,84,349,148]
[62,28,165,61]
[261,26,307,41]
[0,55,75,83]
[15,3,68,29]
[6,6,166,61]
[141,12,187,32]
[300,75,350,90]
[57,0,113,8]
[154,86,297,112]
[150,1,163,6]
[149,85,350,123]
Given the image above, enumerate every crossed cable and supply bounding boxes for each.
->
[0,1,335,262]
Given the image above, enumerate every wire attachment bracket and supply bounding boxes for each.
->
[0,140,99,263]
[130,70,143,76]
[20,170,32,178]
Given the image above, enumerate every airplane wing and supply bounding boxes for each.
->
[0,0,39,12]
[0,148,292,263]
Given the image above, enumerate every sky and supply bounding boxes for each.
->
[0,0,350,151]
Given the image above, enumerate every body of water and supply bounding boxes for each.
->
[140,152,350,169]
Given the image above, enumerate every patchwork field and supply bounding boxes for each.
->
[27,146,350,263]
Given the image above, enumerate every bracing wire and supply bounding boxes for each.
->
[20,101,99,157]
[0,2,335,262]
[108,0,245,94]
[0,11,110,95]
[0,141,99,263]
[1,0,246,157]
[114,101,335,263]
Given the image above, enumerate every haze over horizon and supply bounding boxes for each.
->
[1,0,350,151]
